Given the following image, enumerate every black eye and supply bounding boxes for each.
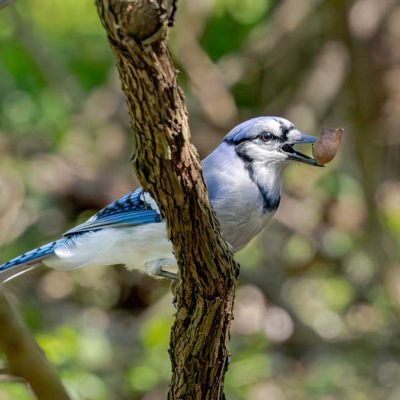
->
[258,131,273,142]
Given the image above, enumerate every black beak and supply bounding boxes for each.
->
[281,134,323,167]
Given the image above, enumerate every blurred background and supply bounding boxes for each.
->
[0,0,400,399]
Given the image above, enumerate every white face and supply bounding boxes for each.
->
[225,117,318,167]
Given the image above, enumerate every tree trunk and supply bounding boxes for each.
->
[95,1,239,398]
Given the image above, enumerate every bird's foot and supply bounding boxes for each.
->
[156,269,179,280]
[145,258,179,281]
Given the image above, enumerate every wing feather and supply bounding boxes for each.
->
[64,188,162,236]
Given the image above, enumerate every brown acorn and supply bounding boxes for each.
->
[312,128,343,165]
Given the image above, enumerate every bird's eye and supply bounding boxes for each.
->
[259,131,273,142]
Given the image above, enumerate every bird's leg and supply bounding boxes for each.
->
[144,258,179,280]
[156,269,179,280]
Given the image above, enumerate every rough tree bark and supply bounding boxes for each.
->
[96,1,239,399]
[0,289,71,400]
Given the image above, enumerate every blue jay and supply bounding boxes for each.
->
[0,117,320,282]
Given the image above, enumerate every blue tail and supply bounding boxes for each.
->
[0,241,59,278]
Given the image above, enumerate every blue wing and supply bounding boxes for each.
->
[0,188,162,278]
[63,188,162,236]
[0,240,60,273]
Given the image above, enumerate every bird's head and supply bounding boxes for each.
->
[224,116,322,168]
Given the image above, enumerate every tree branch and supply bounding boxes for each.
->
[95,1,239,398]
[0,289,71,400]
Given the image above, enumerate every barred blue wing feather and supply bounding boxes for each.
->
[64,188,162,236]
[0,241,60,272]
[0,188,163,281]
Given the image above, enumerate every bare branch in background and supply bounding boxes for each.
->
[285,41,350,131]
[0,289,71,400]
[173,6,238,129]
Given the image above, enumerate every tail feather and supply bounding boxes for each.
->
[0,241,59,282]
[1,265,37,283]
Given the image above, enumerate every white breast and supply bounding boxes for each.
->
[213,193,275,251]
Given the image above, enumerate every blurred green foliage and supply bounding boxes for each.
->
[1,0,400,399]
